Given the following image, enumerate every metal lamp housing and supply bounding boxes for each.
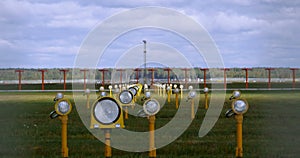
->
[119,90,133,104]
[54,99,72,116]
[232,99,249,115]
[91,97,124,129]
[143,99,160,116]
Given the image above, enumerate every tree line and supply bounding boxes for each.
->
[0,67,299,81]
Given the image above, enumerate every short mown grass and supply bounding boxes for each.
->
[0,88,300,157]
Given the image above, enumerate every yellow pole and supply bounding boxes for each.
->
[235,114,243,158]
[60,115,68,158]
[109,89,112,97]
[175,93,179,109]
[205,92,208,109]
[125,107,128,119]
[149,115,156,158]
[104,129,112,158]
[180,88,183,99]
[86,93,90,109]
[191,98,194,119]
[167,90,171,103]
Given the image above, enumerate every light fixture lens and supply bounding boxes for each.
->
[145,91,151,98]
[85,88,90,94]
[58,101,70,114]
[119,90,133,104]
[232,99,248,114]
[174,88,179,93]
[232,90,241,98]
[94,98,121,124]
[101,91,107,97]
[56,93,64,100]
[188,90,196,98]
[143,99,160,116]
[188,86,193,90]
[204,87,209,93]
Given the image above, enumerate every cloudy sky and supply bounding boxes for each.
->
[0,0,299,68]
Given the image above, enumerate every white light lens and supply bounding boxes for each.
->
[143,99,160,116]
[56,93,64,100]
[167,86,171,91]
[188,90,196,98]
[129,87,137,96]
[101,91,107,97]
[232,90,241,98]
[174,88,179,93]
[204,87,209,93]
[58,101,70,114]
[108,85,112,89]
[85,88,90,94]
[145,91,151,98]
[94,99,120,124]
[188,86,193,90]
[179,85,184,89]
[119,90,133,104]
[232,99,248,114]
[100,86,104,91]
[174,84,177,88]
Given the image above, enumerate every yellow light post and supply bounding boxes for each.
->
[143,99,160,158]
[203,87,209,109]
[187,88,196,119]
[179,85,184,99]
[104,129,112,158]
[170,84,173,95]
[108,85,113,97]
[225,92,249,158]
[162,84,166,97]
[174,88,179,109]
[83,88,91,109]
[90,96,127,157]
[49,93,72,158]
[167,85,171,103]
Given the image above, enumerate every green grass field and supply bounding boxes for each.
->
[0,85,300,157]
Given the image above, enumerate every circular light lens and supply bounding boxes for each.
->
[94,98,121,124]
[179,85,184,89]
[57,101,70,114]
[188,90,196,98]
[174,88,179,93]
[232,90,241,98]
[145,91,151,98]
[119,90,133,104]
[85,88,90,94]
[99,86,104,91]
[56,93,64,100]
[143,99,160,116]
[108,85,113,89]
[167,86,171,91]
[101,91,107,97]
[232,99,249,114]
[204,87,209,93]
[188,86,193,90]
[128,87,137,96]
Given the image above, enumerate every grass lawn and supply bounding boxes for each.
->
[0,89,300,157]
